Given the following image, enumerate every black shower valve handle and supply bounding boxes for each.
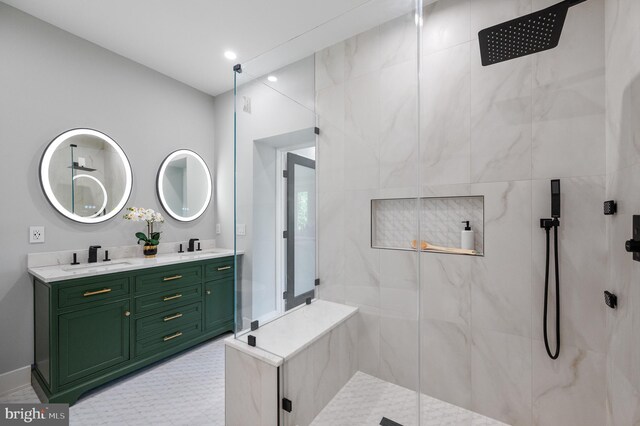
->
[604,200,617,215]
[625,239,640,253]
[540,218,560,230]
[604,291,617,309]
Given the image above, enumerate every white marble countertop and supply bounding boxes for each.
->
[28,248,241,283]
[225,300,358,366]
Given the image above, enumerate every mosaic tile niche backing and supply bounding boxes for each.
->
[371,196,484,255]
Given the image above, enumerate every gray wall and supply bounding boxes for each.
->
[604,0,640,424]
[0,3,216,376]
[316,0,607,424]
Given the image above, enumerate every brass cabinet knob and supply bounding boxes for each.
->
[124,311,131,317]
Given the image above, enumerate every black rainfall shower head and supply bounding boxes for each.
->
[478,0,587,66]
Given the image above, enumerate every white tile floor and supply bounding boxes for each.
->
[0,335,228,426]
[1,335,506,426]
[311,372,508,426]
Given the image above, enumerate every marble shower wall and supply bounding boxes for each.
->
[316,0,607,425]
[604,0,640,424]
[316,9,421,393]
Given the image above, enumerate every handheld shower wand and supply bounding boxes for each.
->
[540,179,561,359]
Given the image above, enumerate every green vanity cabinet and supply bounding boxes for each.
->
[32,256,234,405]
[58,300,130,386]
[205,279,234,330]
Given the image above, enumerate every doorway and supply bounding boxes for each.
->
[251,128,316,322]
[284,150,316,310]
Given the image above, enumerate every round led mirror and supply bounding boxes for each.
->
[39,128,133,224]
[157,149,212,222]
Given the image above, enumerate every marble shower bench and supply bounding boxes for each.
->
[224,300,358,426]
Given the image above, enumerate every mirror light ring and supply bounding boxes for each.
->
[39,128,133,224]
[157,149,212,222]
[72,174,108,219]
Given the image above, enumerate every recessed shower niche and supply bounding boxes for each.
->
[371,196,484,256]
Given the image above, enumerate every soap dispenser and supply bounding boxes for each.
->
[461,221,474,250]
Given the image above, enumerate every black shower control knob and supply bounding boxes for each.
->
[604,200,617,215]
[604,291,617,309]
[625,239,640,252]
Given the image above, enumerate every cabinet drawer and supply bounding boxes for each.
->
[134,265,201,296]
[204,258,234,281]
[135,321,202,357]
[134,284,201,315]
[135,302,202,340]
[58,277,130,309]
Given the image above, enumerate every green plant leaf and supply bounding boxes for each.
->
[149,239,160,246]
[135,232,147,240]
[151,232,161,240]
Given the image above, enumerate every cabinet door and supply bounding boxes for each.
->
[205,279,233,330]
[58,300,130,385]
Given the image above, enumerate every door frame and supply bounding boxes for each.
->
[275,144,316,314]
[285,152,316,310]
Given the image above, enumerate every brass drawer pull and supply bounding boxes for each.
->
[163,275,183,282]
[163,331,182,342]
[83,288,112,297]
[163,293,182,302]
[217,266,231,271]
[163,313,183,322]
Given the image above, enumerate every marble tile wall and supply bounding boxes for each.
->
[225,345,279,426]
[282,315,358,426]
[316,10,421,393]
[317,0,608,424]
[604,0,640,424]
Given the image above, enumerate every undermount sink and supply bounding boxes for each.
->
[60,260,134,272]
[180,248,233,257]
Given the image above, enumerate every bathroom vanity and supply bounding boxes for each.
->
[28,250,236,405]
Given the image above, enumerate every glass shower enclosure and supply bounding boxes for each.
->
[231,1,422,424]
[228,0,606,424]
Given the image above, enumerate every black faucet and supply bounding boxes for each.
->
[88,245,101,263]
[187,239,199,252]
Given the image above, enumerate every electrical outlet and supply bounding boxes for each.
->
[216,224,221,234]
[29,226,45,244]
[236,224,246,236]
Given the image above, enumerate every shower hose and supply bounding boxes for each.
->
[543,223,560,359]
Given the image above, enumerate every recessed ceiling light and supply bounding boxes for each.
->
[267,75,278,82]
[224,51,237,60]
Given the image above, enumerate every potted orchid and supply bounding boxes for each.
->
[123,207,165,258]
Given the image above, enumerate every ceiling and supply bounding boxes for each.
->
[2,0,416,96]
